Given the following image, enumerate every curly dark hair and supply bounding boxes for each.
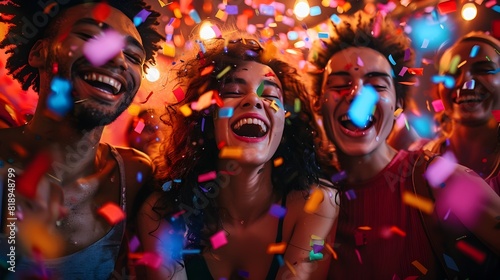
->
[154,27,324,252]
[0,0,163,92]
[307,11,415,171]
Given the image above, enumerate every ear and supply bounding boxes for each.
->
[28,40,48,68]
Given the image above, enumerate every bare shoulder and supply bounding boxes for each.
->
[285,180,339,220]
[113,146,154,174]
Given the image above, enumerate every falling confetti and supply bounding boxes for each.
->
[348,85,379,128]
[269,204,287,218]
[83,29,125,67]
[304,188,324,214]
[97,202,126,225]
[210,230,228,250]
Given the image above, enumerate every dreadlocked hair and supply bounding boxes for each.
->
[0,0,163,92]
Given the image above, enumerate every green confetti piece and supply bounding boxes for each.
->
[216,66,232,79]
[449,54,461,74]
[309,250,323,261]
[294,98,301,113]
[256,81,264,97]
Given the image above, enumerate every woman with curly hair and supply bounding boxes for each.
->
[138,27,339,279]
[307,11,500,279]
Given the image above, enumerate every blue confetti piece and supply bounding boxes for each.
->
[273,99,284,110]
[225,5,238,15]
[189,9,201,23]
[201,117,206,132]
[269,204,287,218]
[462,79,475,90]
[318,32,329,39]
[173,179,182,183]
[443,254,459,272]
[136,172,143,183]
[330,14,341,24]
[492,5,500,13]
[347,85,379,128]
[218,107,234,118]
[310,6,321,16]
[331,170,347,182]
[181,249,201,255]
[0,160,3,168]
[469,45,480,58]
[197,40,206,53]
[388,54,397,65]
[133,9,151,27]
[162,181,173,191]
[47,76,73,117]
[487,68,500,74]
[276,255,284,266]
[431,75,455,89]
[345,189,357,200]
[238,270,249,278]
[287,31,298,41]
[259,4,275,16]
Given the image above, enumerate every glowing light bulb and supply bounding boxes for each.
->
[145,67,160,82]
[199,22,216,40]
[294,0,310,19]
[461,3,477,21]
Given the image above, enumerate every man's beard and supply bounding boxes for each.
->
[72,94,134,131]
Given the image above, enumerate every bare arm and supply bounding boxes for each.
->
[276,186,339,280]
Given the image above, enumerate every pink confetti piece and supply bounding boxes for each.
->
[354,248,363,264]
[83,29,125,67]
[492,110,500,122]
[97,202,126,225]
[134,120,145,134]
[210,230,228,250]
[129,235,140,252]
[398,66,408,76]
[424,151,457,188]
[357,56,364,67]
[431,99,445,113]
[136,252,162,269]
[198,171,216,183]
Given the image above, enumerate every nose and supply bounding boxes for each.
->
[108,50,128,71]
[241,92,264,109]
[344,85,360,104]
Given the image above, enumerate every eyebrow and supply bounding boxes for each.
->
[327,71,392,79]
[73,18,145,56]
[228,77,282,90]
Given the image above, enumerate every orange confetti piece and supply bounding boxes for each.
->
[219,146,243,159]
[179,104,192,117]
[200,65,214,76]
[357,226,372,231]
[399,81,417,86]
[212,90,224,107]
[411,260,428,275]
[390,226,406,237]
[402,191,434,215]
[285,260,296,275]
[97,202,126,225]
[304,188,324,214]
[273,157,283,167]
[325,243,338,260]
[267,242,287,254]
[408,68,424,75]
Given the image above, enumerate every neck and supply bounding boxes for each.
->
[337,143,398,185]
[216,161,276,225]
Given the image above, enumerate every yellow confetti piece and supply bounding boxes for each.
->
[357,226,372,231]
[219,146,243,159]
[412,260,428,275]
[157,0,167,7]
[216,65,232,79]
[285,260,296,275]
[325,243,338,260]
[128,104,141,116]
[304,188,324,214]
[179,104,192,117]
[215,9,226,20]
[267,242,287,254]
[173,8,182,18]
[402,191,434,215]
[311,234,323,240]
[270,100,280,112]
[394,108,403,118]
[294,98,301,112]
[273,157,283,167]
[162,42,175,57]
[449,54,461,74]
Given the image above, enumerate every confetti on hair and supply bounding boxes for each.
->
[179,104,192,116]
[310,6,322,16]
[267,242,287,254]
[431,99,445,113]
[411,260,428,275]
[134,120,145,134]
[16,152,52,198]
[330,14,341,24]
[218,107,234,118]
[269,204,287,218]
[97,202,126,225]
[135,252,162,269]
[402,191,434,215]
[133,9,151,26]
[273,157,284,167]
[216,66,232,79]
[83,29,125,66]
[388,54,397,65]
[225,5,238,15]
[213,90,224,107]
[318,32,329,39]
[456,240,486,263]
[210,230,228,249]
[93,2,111,22]
[198,171,216,183]
[398,66,408,76]
[219,146,243,159]
[424,151,457,187]
[47,77,73,118]
[443,254,459,271]
[162,181,173,191]
[304,188,324,214]
[200,65,214,76]
[345,189,357,200]
[139,91,154,104]
[285,260,296,275]
[348,85,379,128]
[192,90,215,111]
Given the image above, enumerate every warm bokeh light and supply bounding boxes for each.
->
[294,0,310,19]
[461,3,477,21]
[145,67,160,82]
[199,22,216,40]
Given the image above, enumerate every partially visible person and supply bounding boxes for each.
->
[307,11,500,279]
[125,108,163,159]
[425,32,500,194]
[0,1,162,279]
[138,29,339,279]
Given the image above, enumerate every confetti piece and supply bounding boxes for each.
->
[93,2,111,22]
[269,204,287,218]
[181,249,201,254]
[390,226,406,237]
[198,171,216,183]
[492,110,500,122]
[437,0,457,14]
[431,75,455,89]
[387,54,396,66]
[226,5,238,15]
[219,146,243,159]
[133,9,151,26]
[163,42,175,57]
[469,45,480,58]
[179,104,192,116]
[318,32,329,39]
[304,188,324,214]
[97,202,126,225]
[411,260,428,274]
[357,226,372,231]
[348,85,379,128]
[310,6,321,16]
[276,255,284,266]
[462,79,475,90]
[192,90,214,111]
[431,99,445,113]
[354,248,363,264]
[189,9,201,23]
[161,181,173,192]
[330,14,341,24]
[18,219,63,259]
[345,189,356,200]
[129,235,140,252]
[312,244,324,253]
[267,242,287,254]
[293,98,301,113]
[260,4,275,16]
[47,76,73,117]
[83,29,125,67]
[200,65,214,76]
[424,152,457,187]
[325,243,337,259]
[136,172,143,183]
[128,104,141,116]
[449,55,461,75]
[399,66,408,76]
[270,100,280,112]
[404,48,411,61]
[17,152,52,199]
[443,253,459,271]
[285,260,296,275]
[331,170,347,182]
[456,240,486,263]
[357,56,364,67]
[256,81,265,97]
[136,252,162,269]
[216,66,232,79]
[402,191,434,215]
[394,108,403,118]
[210,230,228,250]
[218,107,234,118]
[309,250,323,261]
[134,120,145,134]
[421,39,429,49]
[408,68,424,75]
[273,157,283,167]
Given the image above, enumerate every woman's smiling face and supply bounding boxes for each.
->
[214,61,285,166]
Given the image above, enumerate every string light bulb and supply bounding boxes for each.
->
[461,2,477,21]
[293,0,310,20]
[145,66,160,82]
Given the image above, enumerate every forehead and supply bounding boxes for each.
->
[325,47,392,74]
[58,3,142,44]
[231,61,282,86]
